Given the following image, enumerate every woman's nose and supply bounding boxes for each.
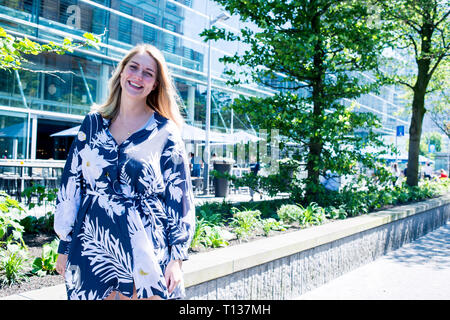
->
[135,71,143,80]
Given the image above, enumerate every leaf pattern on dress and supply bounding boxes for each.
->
[79,216,134,285]
[127,206,168,299]
[120,163,134,198]
[139,159,164,195]
[92,129,118,153]
[54,176,81,241]
[69,147,80,176]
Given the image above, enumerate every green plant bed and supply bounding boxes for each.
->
[190,179,450,253]
[0,232,63,298]
[1,179,448,296]
[0,184,60,291]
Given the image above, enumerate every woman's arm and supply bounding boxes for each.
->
[53,114,91,255]
[160,129,196,263]
[160,129,195,294]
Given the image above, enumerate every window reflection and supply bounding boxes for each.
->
[0,114,27,160]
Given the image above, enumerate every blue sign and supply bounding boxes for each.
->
[429,144,435,153]
[396,125,405,137]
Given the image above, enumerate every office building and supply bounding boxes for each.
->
[0,0,409,161]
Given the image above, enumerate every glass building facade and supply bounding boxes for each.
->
[0,0,409,161]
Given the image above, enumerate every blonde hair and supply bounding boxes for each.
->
[92,44,184,128]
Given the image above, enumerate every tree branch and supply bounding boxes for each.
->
[397,79,415,90]
[433,8,450,28]
[408,34,419,58]
[427,50,449,80]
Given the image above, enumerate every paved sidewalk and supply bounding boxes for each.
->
[2,221,449,300]
[298,221,450,300]
[1,283,66,300]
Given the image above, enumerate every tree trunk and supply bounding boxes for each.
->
[305,8,324,200]
[406,89,426,186]
[406,22,433,186]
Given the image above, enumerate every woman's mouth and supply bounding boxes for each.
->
[128,80,143,90]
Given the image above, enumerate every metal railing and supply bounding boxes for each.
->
[0,159,65,202]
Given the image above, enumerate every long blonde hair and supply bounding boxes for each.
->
[92,44,184,128]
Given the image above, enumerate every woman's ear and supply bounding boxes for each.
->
[152,80,159,91]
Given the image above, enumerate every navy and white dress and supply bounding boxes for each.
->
[53,111,195,300]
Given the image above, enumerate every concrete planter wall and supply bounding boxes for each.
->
[183,194,450,300]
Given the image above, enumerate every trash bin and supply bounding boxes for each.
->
[213,158,234,197]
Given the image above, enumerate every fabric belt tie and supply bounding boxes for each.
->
[84,187,160,217]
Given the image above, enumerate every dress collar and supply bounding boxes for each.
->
[102,110,163,131]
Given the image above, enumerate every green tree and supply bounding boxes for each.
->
[202,0,388,201]
[429,100,450,140]
[377,0,449,186]
[0,27,100,72]
[427,59,450,140]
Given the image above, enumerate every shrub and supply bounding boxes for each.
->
[260,218,287,236]
[21,184,57,235]
[201,226,230,248]
[190,217,209,250]
[0,243,30,286]
[0,192,26,247]
[325,205,347,220]
[276,204,303,224]
[22,184,58,208]
[19,215,40,234]
[20,212,55,235]
[230,209,261,240]
[299,202,326,226]
[235,199,292,219]
[31,239,59,276]
[190,218,231,249]
[195,201,232,225]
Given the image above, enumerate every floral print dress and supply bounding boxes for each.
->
[53,111,195,300]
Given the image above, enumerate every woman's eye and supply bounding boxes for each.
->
[129,65,137,70]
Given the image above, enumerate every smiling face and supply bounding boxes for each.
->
[120,50,159,102]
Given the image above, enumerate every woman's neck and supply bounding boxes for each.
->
[118,96,153,121]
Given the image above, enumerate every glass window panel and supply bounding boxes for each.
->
[91,3,106,34]
[43,72,71,105]
[40,0,59,21]
[72,75,97,105]
[118,4,132,44]
[143,14,157,45]
[0,0,32,12]
[0,114,28,161]
[0,70,13,97]
[14,69,40,99]
[163,20,177,53]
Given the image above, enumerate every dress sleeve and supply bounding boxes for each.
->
[54,115,90,255]
[161,130,196,262]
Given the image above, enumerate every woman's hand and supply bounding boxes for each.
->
[164,259,182,294]
[56,253,68,277]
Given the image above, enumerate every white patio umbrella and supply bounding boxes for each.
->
[50,125,81,137]
[182,124,235,143]
[50,123,236,144]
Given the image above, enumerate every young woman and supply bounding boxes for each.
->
[53,44,195,300]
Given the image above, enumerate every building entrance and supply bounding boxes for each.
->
[37,119,77,160]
